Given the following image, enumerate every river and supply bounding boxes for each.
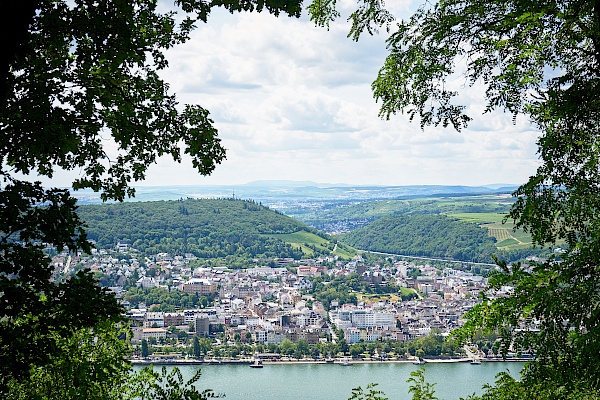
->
[138,361,524,400]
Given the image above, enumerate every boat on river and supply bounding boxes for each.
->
[249,359,263,368]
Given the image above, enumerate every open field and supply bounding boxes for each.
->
[357,290,418,303]
[357,293,402,303]
[357,288,419,304]
[266,231,357,259]
[448,213,534,250]
[448,212,507,224]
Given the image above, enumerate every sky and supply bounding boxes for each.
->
[54,0,541,188]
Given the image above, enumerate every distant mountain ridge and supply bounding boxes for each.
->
[71,182,520,205]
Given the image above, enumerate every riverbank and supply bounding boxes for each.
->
[131,356,531,367]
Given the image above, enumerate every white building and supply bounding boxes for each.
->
[142,328,167,340]
[136,276,159,289]
[181,278,217,295]
[144,312,165,328]
[331,308,395,329]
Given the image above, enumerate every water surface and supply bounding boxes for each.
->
[143,362,524,400]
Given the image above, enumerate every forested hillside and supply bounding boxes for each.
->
[339,214,498,263]
[290,195,513,233]
[77,198,331,260]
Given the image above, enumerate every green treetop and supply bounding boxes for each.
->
[315,0,600,397]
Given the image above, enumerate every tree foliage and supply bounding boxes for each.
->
[407,368,438,400]
[128,366,221,400]
[340,214,498,262]
[142,339,150,358]
[323,0,600,396]
[344,369,440,400]
[371,0,600,130]
[6,320,133,400]
[310,274,360,309]
[463,371,599,400]
[78,198,324,259]
[0,179,124,390]
[123,287,213,312]
[347,383,388,400]
[0,0,228,201]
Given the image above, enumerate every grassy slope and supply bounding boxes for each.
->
[266,231,357,259]
[447,212,534,250]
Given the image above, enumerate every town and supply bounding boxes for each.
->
[50,243,508,362]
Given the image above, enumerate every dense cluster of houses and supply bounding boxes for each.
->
[50,245,500,346]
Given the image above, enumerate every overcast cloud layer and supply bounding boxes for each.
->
[57,1,542,188]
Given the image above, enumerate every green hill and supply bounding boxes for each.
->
[290,195,515,231]
[77,198,347,261]
[339,214,499,263]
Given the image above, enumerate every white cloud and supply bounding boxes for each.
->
[40,3,541,189]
